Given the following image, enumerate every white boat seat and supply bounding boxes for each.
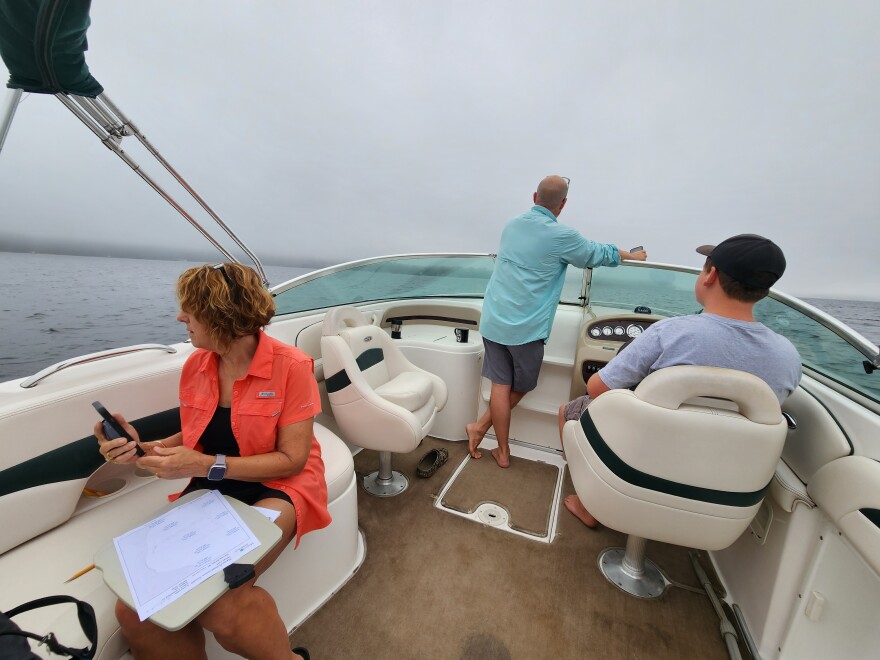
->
[563,365,787,598]
[808,455,880,577]
[321,306,447,497]
[0,424,358,660]
[317,424,354,503]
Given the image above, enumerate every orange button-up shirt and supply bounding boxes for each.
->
[176,331,331,545]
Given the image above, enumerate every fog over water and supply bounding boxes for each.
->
[1,2,878,300]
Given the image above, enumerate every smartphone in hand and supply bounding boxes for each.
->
[630,245,644,254]
[92,401,145,456]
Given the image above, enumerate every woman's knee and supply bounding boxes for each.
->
[115,599,141,633]
[198,586,269,635]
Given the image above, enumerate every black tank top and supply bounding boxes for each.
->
[182,406,291,505]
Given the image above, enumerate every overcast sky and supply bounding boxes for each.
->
[1,1,878,300]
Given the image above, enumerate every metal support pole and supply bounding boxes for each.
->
[52,91,269,286]
[0,89,24,155]
[363,450,408,497]
[598,535,669,599]
[99,93,268,286]
[621,535,648,578]
[377,451,393,482]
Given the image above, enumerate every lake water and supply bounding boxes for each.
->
[1,251,878,383]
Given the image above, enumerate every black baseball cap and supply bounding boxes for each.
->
[696,234,786,289]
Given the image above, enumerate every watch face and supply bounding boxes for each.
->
[208,456,227,481]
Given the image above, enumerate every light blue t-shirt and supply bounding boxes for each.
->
[599,313,802,403]
[480,205,621,346]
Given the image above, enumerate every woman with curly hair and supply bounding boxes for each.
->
[96,262,326,660]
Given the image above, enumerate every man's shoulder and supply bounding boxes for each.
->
[646,314,703,333]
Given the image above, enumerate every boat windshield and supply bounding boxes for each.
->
[589,263,880,403]
[587,263,703,317]
[272,255,497,315]
[272,255,589,316]
[273,255,495,314]
[755,297,880,403]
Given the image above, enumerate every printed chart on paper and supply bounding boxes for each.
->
[113,490,260,620]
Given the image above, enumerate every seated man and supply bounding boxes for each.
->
[558,234,802,527]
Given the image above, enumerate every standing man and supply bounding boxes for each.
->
[468,175,647,467]
[559,234,802,527]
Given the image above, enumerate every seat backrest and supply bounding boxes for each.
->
[321,306,434,389]
[322,306,391,388]
[587,365,787,494]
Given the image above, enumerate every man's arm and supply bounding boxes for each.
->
[586,372,612,399]
[619,247,647,261]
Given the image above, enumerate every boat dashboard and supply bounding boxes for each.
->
[570,307,663,398]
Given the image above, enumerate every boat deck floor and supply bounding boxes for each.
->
[291,437,728,659]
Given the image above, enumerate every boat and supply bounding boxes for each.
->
[2,251,880,659]
[2,4,880,660]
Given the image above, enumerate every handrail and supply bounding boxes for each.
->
[20,344,178,389]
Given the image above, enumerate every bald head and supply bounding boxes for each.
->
[534,175,569,215]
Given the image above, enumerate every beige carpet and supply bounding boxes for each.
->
[292,438,729,660]
[440,452,559,537]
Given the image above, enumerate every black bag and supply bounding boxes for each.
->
[0,596,97,660]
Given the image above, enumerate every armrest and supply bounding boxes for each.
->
[808,456,880,575]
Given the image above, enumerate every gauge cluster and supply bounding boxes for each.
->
[586,319,654,342]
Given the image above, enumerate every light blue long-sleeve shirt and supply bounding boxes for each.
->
[480,205,621,345]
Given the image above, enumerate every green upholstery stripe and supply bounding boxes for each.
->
[325,348,385,394]
[325,370,351,394]
[0,408,180,498]
[356,348,384,371]
[861,508,880,528]
[580,410,769,508]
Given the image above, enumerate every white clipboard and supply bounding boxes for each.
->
[95,490,282,631]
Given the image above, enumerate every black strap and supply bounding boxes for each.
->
[2,595,97,659]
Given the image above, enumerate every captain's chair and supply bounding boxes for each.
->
[563,365,787,598]
[321,306,448,497]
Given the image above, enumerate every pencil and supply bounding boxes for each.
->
[64,564,96,583]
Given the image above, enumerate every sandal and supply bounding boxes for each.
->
[416,447,448,478]
[292,646,310,660]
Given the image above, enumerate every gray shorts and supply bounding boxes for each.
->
[563,394,592,421]
[481,338,544,393]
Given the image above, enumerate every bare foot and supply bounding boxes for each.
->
[466,422,484,459]
[490,447,510,468]
[564,494,599,528]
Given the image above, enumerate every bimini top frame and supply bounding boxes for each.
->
[55,91,269,287]
[0,1,266,282]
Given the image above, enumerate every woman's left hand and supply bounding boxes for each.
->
[136,445,210,480]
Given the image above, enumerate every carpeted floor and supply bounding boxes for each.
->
[440,451,560,537]
[290,437,729,660]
